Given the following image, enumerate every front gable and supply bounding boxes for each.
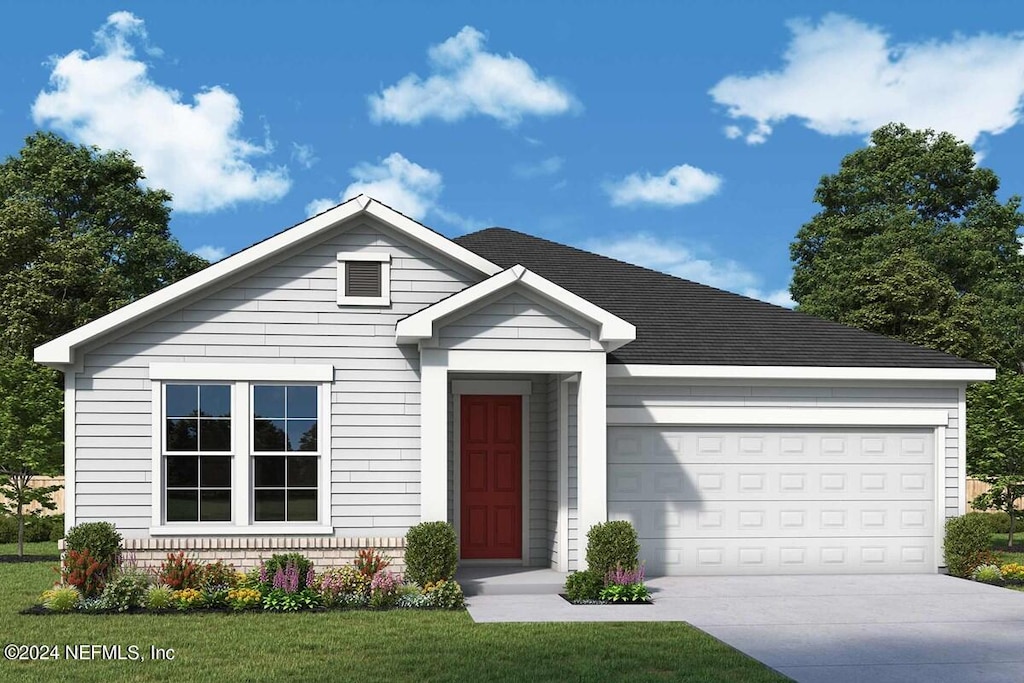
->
[433,290,597,351]
[396,264,636,352]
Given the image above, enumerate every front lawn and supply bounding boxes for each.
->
[0,554,787,682]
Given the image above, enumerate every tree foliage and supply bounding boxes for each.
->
[790,123,1024,530]
[966,373,1024,547]
[790,123,1024,371]
[0,355,63,555]
[0,132,207,356]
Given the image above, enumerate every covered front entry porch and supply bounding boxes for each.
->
[424,355,606,572]
[395,262,636,571]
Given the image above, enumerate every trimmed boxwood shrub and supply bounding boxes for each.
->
[945,515,992,578]
[405,521,457,587]
[585,521,639,576]
[966,511,1014,534]
[64,521,122,572]
[564,569,603,602]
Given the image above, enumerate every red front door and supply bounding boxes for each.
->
[460,395,522,559]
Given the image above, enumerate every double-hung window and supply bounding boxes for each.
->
[164,384,232,522]
[252,385,319,522]
[150,364,332,533]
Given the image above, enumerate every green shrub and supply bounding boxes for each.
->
[944,515,993,578]
[965,511,1013,534]
[564,569,603,602]
[972,563,1003,585]
[585,521,640,576]
[143,585,174,610]
[101,569,151,611]
[41,586,80,612]
[64,522,122,571]
[262,553,314,589]
[599,582,651,603]
[0,513,64,543]
[404,521,458,587]
[422,579,465,609]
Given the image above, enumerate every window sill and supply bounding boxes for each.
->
[148,525,334,536]
[337,296,390,306]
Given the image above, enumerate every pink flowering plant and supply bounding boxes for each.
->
[598,562,650,603]
[369,570,403,608]
[259,555,322,611]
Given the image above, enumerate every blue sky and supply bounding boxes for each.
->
[4,1,1024,307]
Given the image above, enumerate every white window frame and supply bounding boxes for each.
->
[250,383,323,524]
[161,381,235,524]
[149,363,333,535]
[337,251,391,306]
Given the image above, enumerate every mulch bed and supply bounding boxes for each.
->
[0,555,59,564]
[558,593,652,605]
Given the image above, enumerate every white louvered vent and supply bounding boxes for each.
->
[345,260,381,297]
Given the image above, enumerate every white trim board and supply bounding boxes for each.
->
[607,364,995,382]
[150,363,333,382]
[607,407,951,427]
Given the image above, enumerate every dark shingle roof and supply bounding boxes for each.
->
[453,228,987,369]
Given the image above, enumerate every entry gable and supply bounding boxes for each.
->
[396,264,636,351]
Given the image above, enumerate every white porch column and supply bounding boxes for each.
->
[576,354,607,568]
[420,350,449,522]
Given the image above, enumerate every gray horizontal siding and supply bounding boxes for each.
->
[74,217,481,536]
[437,292,595,351]
[607,381,961,523]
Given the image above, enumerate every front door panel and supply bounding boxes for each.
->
[461,395,522,559]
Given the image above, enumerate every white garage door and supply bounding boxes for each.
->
[608,427,936,575]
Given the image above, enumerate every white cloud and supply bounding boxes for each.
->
[586,233,795,308]
[291,143,318,169]
[305,152,483,232]
[192,245,227,262]
[605,164,722,208]
[710,14,1024,145]
[32,11,290,213]
[369,26,578,126]
[513,156,563,178]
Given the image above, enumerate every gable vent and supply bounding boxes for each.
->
[345,260,382,297]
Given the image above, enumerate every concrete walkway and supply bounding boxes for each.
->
[465,574,1024,683]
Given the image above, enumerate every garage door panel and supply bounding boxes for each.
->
[608,426,936,575]
[610,464,933,501]
[638,536,934,575]
[612,500,933,539]
[608,428,933,466]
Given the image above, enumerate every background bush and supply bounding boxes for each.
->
[0,513,63,543]
[64,521,122,571]
[585,521,640,576]
[945,515,993,578]
[405,521,457,587]
[965,511,1014,534]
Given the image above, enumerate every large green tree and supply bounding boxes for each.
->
[790,123,1024,521]
[0,132,207,356]
[0,133,209,544]
[0,355,63,556]
[791,123,1024,371]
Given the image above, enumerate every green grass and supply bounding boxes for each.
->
[0,541,59,558]
[0,556,788,682]
[989,533,1024,566]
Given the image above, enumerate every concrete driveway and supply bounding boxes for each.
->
[465,574,1024,683]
